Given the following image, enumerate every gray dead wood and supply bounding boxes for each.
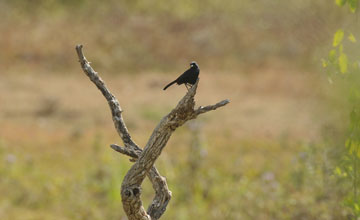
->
[75,44,230,220]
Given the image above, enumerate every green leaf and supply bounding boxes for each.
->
[335,166,342,175]
[348,33,357,42]
[339,52,348,73]
[333,29,344,47]
[348,0,358,12]
[336,0,347,6]
[355,203,360,211]
[349,141,355,154]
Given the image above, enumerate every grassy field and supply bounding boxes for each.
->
[0,1,356,219]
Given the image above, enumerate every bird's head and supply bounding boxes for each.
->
[190,61,198,69]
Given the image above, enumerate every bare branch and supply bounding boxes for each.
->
[110,143,172,218]
[76,45,172,220]
[147,167,172,219]
[121,79,229,219]
[76,44,229,220]
[194,99,230,115]
[75,45,140,151]
[110,144,139,158]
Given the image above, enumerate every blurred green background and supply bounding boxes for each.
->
[0,0,359,219]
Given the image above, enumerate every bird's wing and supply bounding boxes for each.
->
[176,68,192,84]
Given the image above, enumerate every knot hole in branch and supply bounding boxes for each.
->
[123,187,142,198]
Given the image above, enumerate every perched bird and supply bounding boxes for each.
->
[163,61,200,90]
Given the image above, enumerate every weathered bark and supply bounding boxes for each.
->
[75,44,229,220]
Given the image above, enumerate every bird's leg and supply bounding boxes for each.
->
[187,83,193,90]
[185,84,189,91]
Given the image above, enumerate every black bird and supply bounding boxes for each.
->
[163,61,200,90]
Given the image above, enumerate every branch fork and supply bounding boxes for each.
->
[75,44,229,220]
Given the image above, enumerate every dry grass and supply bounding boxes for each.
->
[0,62,332,143]
[0,0,352,219]
[0,62,345,219]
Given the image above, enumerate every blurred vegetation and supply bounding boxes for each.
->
[0,0,345,74]
[322,0,360,218]
[1,0,360,219]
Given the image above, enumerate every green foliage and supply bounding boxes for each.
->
[333,29,345,47]
[0,130,347,219]
[326,1,360,217]
[349,0,359,12]
[339,51,348,74]
[323,29,358,75]
[336,0,348,6]
[349,33,357,43]
[335,0,359,12]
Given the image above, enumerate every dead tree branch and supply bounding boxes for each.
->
[75,44,230,220]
